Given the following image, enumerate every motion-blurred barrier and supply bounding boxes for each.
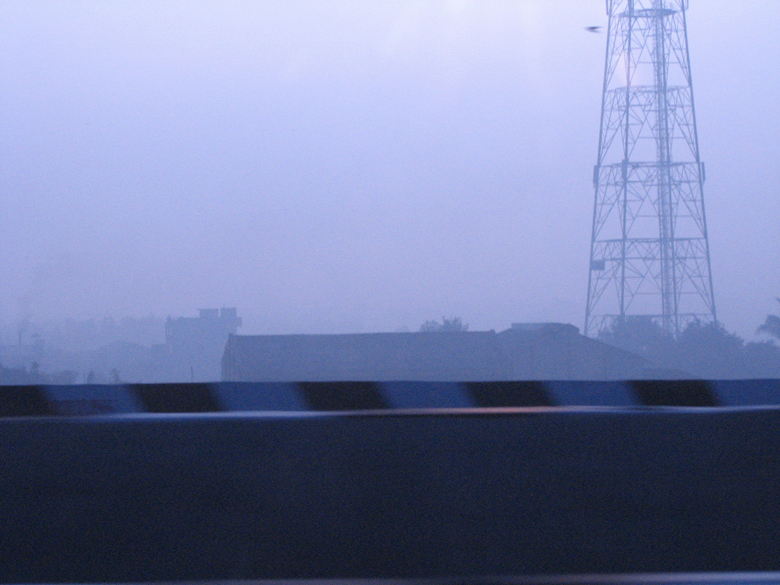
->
[1,379,780,417]
[2,407,780,583]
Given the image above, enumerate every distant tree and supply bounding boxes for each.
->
[597,316,779,378]
[419,317,469,332]
[744,341,780,379]
[757,298,780,343]
[597,315,675,365]
[673,320,747,378]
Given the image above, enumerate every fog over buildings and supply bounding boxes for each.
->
[0,1,777,342]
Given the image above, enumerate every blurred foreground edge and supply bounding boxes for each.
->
[2,397,780,584]
[17,573,780,585]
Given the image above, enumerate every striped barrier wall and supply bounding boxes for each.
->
[2,378,780,417]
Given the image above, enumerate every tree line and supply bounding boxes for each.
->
[599,300,780,379]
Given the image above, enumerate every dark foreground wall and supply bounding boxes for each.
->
[2,408,780,583]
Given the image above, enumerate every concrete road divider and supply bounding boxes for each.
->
[2,407,780,583]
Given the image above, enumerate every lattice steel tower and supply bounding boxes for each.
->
[585,0,716,337]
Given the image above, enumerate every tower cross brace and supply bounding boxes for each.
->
[585,0,716,337]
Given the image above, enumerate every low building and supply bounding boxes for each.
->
[163,308,242,381]
[222,323,654,382]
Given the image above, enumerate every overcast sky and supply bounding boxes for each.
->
[0,0,777,339]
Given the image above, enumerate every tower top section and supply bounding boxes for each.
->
[607,0,688,16]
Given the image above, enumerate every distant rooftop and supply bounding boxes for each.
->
[223,324,650,382]
[511,322,580,334]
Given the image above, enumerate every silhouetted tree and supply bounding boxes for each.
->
[758,298,780,343]
[599,316,780,379]
[673,320,746,378]
[744,341,780,379]
[597,316,675,365]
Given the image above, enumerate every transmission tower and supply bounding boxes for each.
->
[585,0,716,337]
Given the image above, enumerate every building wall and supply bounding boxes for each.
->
[223,325,652,382]
[223,331,510,382]
[166,308,242,381]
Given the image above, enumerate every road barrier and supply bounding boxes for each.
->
[2,381,780,583]
[2,378,780,417]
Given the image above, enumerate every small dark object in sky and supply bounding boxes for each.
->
[585,26,602,33]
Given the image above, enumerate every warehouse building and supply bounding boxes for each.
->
[222,323,657,382]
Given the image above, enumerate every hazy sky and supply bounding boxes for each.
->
[0,0,777,339]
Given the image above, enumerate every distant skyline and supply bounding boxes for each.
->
[0,1,777,340]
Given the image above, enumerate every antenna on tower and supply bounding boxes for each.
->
[585,0,716,337]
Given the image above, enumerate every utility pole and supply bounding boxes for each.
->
[585,0,716,337]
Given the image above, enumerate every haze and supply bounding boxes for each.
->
[0,0,777,340]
